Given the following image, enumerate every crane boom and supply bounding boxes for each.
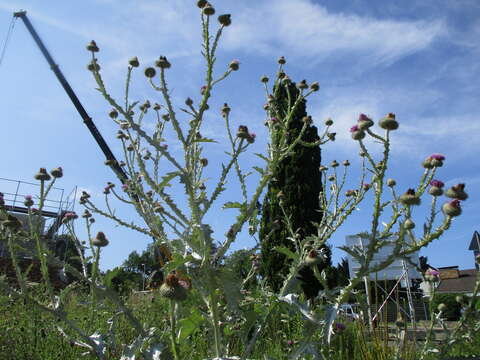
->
[13,10,128,183]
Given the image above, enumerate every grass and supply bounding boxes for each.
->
[1,289,479,360]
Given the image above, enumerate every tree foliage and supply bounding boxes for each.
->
[259,76,331,297]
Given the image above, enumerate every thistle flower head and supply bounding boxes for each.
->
[24,195,34,207]
[202,3,215,16]
[144,67,156,78]
[159,273,188,301]
[399,188,421,206]
[278,56,286,65]
[310,82,320,91]
[49,167,63,178]
[325,118,333,126]
[128,56,139,67]
[86,40,99,52]
[430,179,444,188]
[229,59,240,71]
[34,168,51,181]
[445,183,468,200]
[442,199,462,217]
[92,231,109,247]
[379,112,399,131]
[357,113,374,130]
[387,178,396,187]
[62,212,78,224]
[217,14,231,26]
[334,322,346,332]
[155,56,171,69]
[350,125,359,133]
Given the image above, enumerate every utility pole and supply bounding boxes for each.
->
[142,263,146,291]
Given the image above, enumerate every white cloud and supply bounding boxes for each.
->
[223,0,445,68]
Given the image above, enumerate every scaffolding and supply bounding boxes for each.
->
[0,177,77,257]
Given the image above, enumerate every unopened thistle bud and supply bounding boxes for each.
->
[144,67,156,78]
[343,160,350,166]
[159,273,187,301]
[442,199,462,217]
[319,166,328,172]
[218,14,231,26]
[82,210,92,218]
[445,183,468,200]
[128,56,139,67]
[328,175,335,182]
[404,219,415,230]
[357,113,374,130]
[50,167,63,178]
[92,231,109,247]
[34,168,51,181]
[437,303,447,312]
[278,56,286,65]
[379,113,398,130]
[197,0,207,7]
[221,103,231,117]
[87,60,100,72]
[229,59,240,71]
[105,159,117,166]
[330,160,339,168]
[387,178,396,187]
[260,75,269,83]
[86,40,99,52]
[399,189,421,206]
[185,97,193,106]
[324,118,333,126]
[202,3,215,16]
[155,56,171,69]
[109,109,119,119]
[153,103,161,111]
[200,158,208,167]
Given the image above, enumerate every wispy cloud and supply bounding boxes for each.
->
[223,0,445,68]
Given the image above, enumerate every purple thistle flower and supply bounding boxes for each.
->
[358,113,371,122]
[25,195,33,201]
[426,268,440,277]
[350,125,359,132]
[286,340,294,346]
[430,179,445,188]
[335,322,346,331]
[429,154,445,161]
[449,199,461,208]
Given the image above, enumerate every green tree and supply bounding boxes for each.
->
[259,74,331,298]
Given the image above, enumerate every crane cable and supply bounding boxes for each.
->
[0,16,17,67]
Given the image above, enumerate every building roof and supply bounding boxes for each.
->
[436,269,478,294]
[468,230,480,251]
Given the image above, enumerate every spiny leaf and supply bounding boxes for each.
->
[274,246,299,261]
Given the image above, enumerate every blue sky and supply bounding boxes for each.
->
[1,0,479,272]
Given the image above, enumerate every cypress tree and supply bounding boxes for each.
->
[259,75,331,299]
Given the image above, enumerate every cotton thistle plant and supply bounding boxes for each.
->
[3,2,478,360]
